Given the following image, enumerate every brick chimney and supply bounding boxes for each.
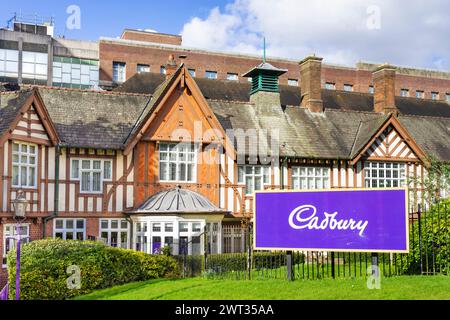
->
[166,54,177,79]
[299,55,324,113]
[373,64,398,114]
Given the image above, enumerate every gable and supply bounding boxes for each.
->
[143,81,222,144]
[0,89,59,146]
[11,104,51,143]
[124,66,235,158]
[364,125,418,160]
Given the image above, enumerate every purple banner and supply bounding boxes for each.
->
[254,189,409,252]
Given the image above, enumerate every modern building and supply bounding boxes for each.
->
[1,52,449,286]
[0,16,99,89]
[99,29,450,103]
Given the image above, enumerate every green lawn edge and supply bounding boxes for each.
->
[74,276,450,300]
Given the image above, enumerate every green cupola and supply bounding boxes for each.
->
[243,62,287,95]
[243,39,287,95]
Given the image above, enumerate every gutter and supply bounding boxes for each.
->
[42,143,60,238]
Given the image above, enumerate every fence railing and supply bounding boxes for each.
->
[176,202,449,280]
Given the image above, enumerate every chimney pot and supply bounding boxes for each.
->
[165,54,178,79]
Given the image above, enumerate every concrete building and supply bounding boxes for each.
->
[0,17,99,89]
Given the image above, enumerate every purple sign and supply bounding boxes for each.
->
[254,189,409,253]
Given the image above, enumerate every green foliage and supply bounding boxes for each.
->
[6,239,179,300]
[397,199,450,275]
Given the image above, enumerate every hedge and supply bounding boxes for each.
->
[6,239,179,300]
[396,200,450,275]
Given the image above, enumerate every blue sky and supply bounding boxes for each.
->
[0,0,228,39]
[2,0,450,70]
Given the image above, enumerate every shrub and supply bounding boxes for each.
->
[6,239,179,300]
[397,200,449,275]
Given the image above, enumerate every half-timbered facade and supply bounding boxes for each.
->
[1,55,449,285]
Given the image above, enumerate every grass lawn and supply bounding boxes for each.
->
[74,276,450,300]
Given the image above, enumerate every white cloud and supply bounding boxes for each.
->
[180,0,450,70]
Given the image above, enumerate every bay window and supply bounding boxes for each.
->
[238,165,270,195]
[12,142,37,188]
[71,159,112,193]
[159,143,197,182]
[364,162,406,188]
[292,166,330,190]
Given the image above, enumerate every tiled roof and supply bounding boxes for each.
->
[0,89,34,137]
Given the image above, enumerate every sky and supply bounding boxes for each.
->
[1,0,450,70]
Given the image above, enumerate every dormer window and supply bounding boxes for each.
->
[12,142,37,188]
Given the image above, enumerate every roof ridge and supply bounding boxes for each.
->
[21,84,153,97]
[207,98,252,105]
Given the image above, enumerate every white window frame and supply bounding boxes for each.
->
[53,219,86,240]
[400,89,409,97]
[431,92,439,100]
[71,158,112,194]
[369,86,374,94]
[325,82,336,90]
[112,61,126,83]
[0,48,19,78]
[416,90,425,99]
[288,79,299,86]
[238,165,271,195]
[292,166,330,190]
[12,142,38,189]
[160,66,166,75]
[446,93,450,103]
[344,84,354,92]
[99,219,130,249]
[2,224,30,267]
[137,64,150,73]
[205,70,217,79]
[158,143,197,183]
[226,73,238,81]
[22,51,48,80]
[188,68,196,77]
[364,162,407,188]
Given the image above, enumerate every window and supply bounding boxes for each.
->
[292,167,330,190]
[431,92,439,100]
[179,222,189,233]
[112,62,126,83]
[188,68,196,77]
[368,86,374,94]
[160,66,166,75]
[416,90,424,99]
[446,93,450,103]
[159,143,197,182]
[22,51,48,80]
[192,223,201,232]
[227,73,238,81]
[12,142,37,188]
[0,49,19,78]
[100,219,129,248]
[71,159,112,193]
[205,70,217,79]
[344,84,354,92]
[3,224,29,266]
[53,56,99,89]
[288,79,299,86]
[325,82,336,90]
[137,64,150,73]
[135,222,148,253]
[54,219,85,240]
[400,89,409,97]
[238,165,270,195]
[364,162,406,188]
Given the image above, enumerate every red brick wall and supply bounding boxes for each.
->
[100,40,450,101]
[121,30,182,46]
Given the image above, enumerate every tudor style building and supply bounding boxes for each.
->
[1,54,449,285]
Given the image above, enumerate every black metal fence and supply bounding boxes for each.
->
[176,202,449,280]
